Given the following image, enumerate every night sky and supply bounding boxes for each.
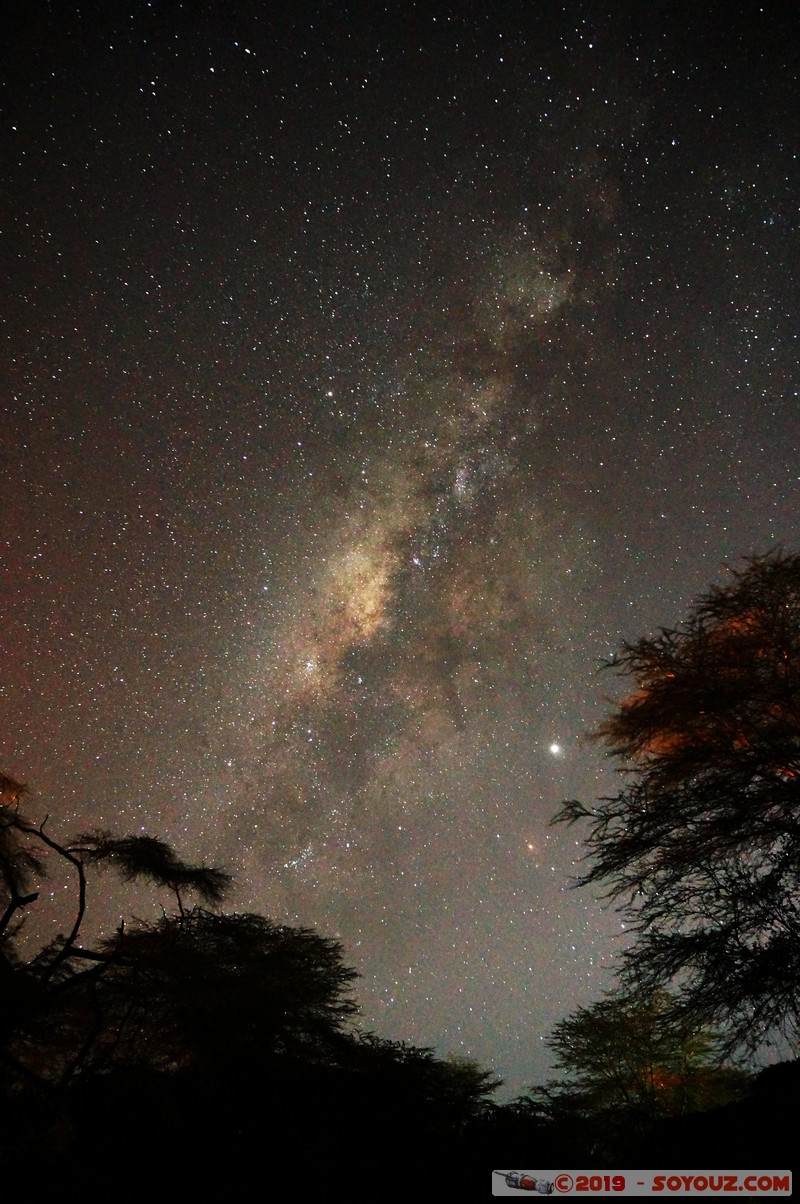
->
[2,2,798,1095]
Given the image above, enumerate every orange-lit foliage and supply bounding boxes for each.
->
[557,551,800,1052]
[0,773,24,807]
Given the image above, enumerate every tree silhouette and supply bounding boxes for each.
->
[556,551,800,1051]
[0,783,233,1091]
[0,774,44,936]
[527,991,747,1159]
[547,992,742,1115]
[338,1031,501,1134]
[0,769,505,1180]
[80,832,232,915]
[82,910,360,1073]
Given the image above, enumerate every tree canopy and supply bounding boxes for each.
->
[556,552,800,1051]
[0,770,502,1180]
[525,991,749,1161]
[546,991,743,1117]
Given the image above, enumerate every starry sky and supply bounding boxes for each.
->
[2,2,798,1095]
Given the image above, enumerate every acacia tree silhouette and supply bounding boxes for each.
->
[556,552,800,1052]
[0,775,234,1083]
[81,831,231,916]
[0,767,504,1183]
[524,992,748,1163]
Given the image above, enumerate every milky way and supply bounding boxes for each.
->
[239,237,582,845]
[2,3,798,1094]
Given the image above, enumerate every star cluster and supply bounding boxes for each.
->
[2,3,798,1094]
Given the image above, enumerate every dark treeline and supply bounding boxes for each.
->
[0,776,502,1186]
[0,768,795,1190]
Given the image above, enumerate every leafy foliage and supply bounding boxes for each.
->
[84,910,360,1072]
[546,992,743,1116]
[0,791,235,1089]
[527,991,748,1159]
[556,552,800,1050]
[0,769,503,1180]
[340,1032,501,1128]
[81,831,232,913]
